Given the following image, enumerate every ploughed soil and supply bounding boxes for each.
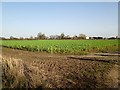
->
[1,47,120,89]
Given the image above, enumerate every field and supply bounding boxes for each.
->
[0,40,119,89]
[1,40,119,55]
[1,47,119,89]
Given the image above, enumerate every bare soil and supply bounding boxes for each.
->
[1,47,119,89]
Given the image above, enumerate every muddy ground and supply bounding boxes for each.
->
[1,47,120,89]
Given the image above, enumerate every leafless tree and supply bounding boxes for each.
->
[79,34,86,39]
[37,32,46,39]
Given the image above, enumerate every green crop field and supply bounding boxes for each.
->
[1,40,119,55]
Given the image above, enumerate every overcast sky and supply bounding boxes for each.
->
[1,2,118,38]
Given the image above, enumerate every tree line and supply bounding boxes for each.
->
[1,32,87,40]
[0,32,119,40]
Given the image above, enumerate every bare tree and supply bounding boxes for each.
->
[60,33,65,39]
[30,36,34,40]
[73,35,78,40]
[49,35,55,39]
[37,32,46,39]
[79,34,86,39]
[19,37,24,40]
[10,36,14,40]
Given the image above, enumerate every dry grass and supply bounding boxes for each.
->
[1,55,119,89]
[2,56,28,88]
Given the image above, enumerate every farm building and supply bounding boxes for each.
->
[86,37,89,39]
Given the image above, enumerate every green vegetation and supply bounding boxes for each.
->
[1,40,118,55]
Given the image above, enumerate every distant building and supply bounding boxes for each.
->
[89,36,103,40]
[108,36,116,39]
[86,36,89,39]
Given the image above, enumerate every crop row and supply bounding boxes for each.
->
[1,40,119,55]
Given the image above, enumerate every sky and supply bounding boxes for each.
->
[1,0,120,2]
[0,2,2,36]
[1,2,118,38]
